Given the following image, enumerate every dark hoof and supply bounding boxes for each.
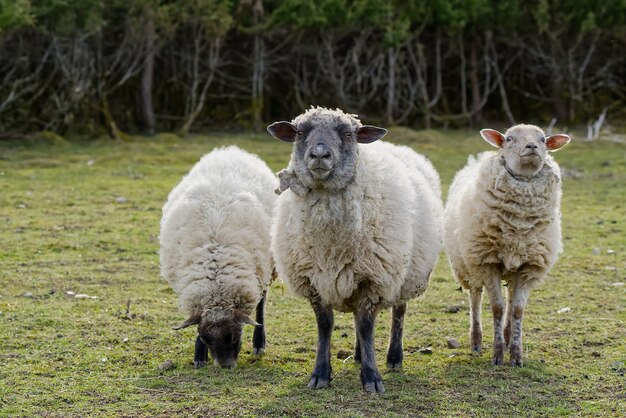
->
[252,347,265,356]
[194,361,207,369]
[363,380,385,394]
[307,375,330,389]
[510,346,523,367]
[492,340,505,365]
[471,346,482,356]
[386,350,403,370]
[307,365,331,389]
[361,368,385,394]
[386,360,402,370]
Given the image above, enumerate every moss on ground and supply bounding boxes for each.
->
[0,130,624,417]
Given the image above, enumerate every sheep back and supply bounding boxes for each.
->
[160,146,277,317]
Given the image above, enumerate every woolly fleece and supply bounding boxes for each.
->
[160,146,277,320]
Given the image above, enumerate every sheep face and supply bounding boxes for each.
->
[481,124,570,178]
[268,108,387,192]
[174,309,259,369]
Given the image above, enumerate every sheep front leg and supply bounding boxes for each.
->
[504,284,516,348]
[307,299,334,389]
[484,278,505,365]
[356,304,385,393]
[469,288,483,354]
[252,290,267,355]
[194,335,209,368]
[386,303,406,369]
[509,280,531,367]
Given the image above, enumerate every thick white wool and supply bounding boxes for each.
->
[444,151,563,288]
[160,146,277,318]
[272,140,442,311]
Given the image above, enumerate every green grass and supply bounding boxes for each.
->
[1,129,625,417]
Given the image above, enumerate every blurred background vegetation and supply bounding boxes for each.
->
[0,0,624,139]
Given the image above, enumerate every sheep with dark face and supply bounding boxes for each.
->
[268,107,442,393]
[160,146,277,369]
[443,124,570,366]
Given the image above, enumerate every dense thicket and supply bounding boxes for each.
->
[1,0,624,137]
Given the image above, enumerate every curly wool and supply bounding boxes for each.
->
[272,139,442,312]
[444,151,563,288]
[160,146,277,320]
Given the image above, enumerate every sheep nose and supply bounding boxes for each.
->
[220,360,237,369]
[526,144,538,150]
[309,143,331,160]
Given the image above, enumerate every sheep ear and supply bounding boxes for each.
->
[172,313,201,330]
[234,309,260,327]
[267,121,297,142]
[480,129,505,148]
[356,125,387,144]
[546,134,570,151]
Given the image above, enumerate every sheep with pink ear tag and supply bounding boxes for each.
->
[443,124,570,367]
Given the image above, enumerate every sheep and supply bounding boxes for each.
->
[267,107,443,393]
[443,124,571,367]
[159,145,277,369]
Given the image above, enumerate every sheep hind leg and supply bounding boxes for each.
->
[353,315,361,364]
[356,304,385,393]
[484,278,505,365]
[307,299,334,389]
[194,335,209,368]
[252,290,267,355]
[469,288,483,355]
[509,281,531,367]
[386,303,406,370]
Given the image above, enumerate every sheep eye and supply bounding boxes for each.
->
[540,137,546,142]
[297,131,304,137]
[506,136,513,142]
[345,132,352,138]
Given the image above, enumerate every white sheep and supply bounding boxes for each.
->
[268,107,442,393]
[443,124,570,366]
[160,146,277,369]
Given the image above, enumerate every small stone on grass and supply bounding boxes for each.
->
[336,349,351,360]
[445,305,462,314]
[446,338,461,349]
[158,359,176,372]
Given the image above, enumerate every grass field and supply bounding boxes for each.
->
[1,128,625,417]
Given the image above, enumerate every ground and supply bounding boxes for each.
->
[0,128,624,417]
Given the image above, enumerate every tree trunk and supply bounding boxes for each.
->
[550,73,568,123]
[140,14,156,135]
[469,38,484,125]
[386,46,396,125]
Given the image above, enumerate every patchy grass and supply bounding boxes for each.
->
[0,129,624,417]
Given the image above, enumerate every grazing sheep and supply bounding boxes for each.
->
[268,107,442,393]
[160,146,277,369]
[443,124,570,366]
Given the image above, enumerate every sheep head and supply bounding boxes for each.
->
[268,107,387,194]
[173,309,259,369]
[480,124,570,178]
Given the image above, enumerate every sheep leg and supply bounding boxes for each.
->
[252,290,267,355]
[356,305,385,393]
[504,284,515,349]
[484,279,505,365]
[509,281,531,367]
[353,315,361,364]
[307,299,334,389]
[469,288,483,355]
[194,335,209,368]
[386,303,406,370]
